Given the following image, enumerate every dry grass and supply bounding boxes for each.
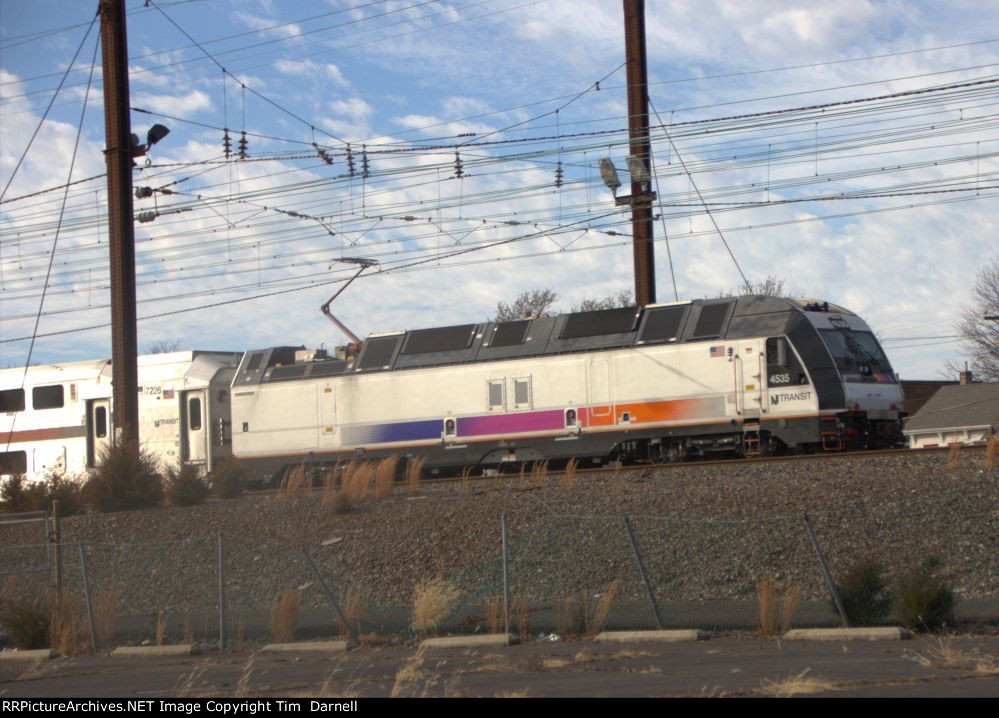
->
[175,661,208,698]
[235,613,246,650]
[530,460,549,486]
[757,575,800,636]
[270,588,300,643]
[759,668,837,697]
[495,689,530,698]
[513,595,529,644]
[234,652,259,698]
[50,594,87,655]
[340,587,369,638]
[279,465,308,498]
[374,456,398,498]
[182,613,192,644]
[554,597,583,637]
[155,608,166,646]
[484,595,503,634]
[560,458,578,491]
[411,578,461,634]
[93,584,122,643]
[459,465,473,492]
[517,462,527,488]
[906,636,999,675]
[321,466,339,505]
[586,578,620,637]
[405,456,425,495]
[947,443,961,471]
[345,461,375,501]
[986,435,997,469]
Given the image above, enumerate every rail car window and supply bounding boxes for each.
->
[766,338,787,366]
[819,330,892,378]
[692,303,731,338]
[490,320,530,348]
[245,353,264,372]
[95,406,108,439]
[513,377,532,409]
[488,380,505,410]
[402,324,476,354]
[32,385,64,410]
[189,397,202,431]
[638,306,687,343]
[0,389,25,413]
[357,336,402,370]
[0,451,27,475]
[561,307,638,339]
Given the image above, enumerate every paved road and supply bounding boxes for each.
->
[2,635,997,698]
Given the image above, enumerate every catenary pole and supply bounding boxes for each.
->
[100,0,139,443]
[623,0,656,306]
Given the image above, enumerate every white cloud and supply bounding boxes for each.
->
[133,90,212,117]
[274,59,348,87]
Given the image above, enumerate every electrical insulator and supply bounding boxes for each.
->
[346,145,355,176]
[555,161,564,188]
[454,151,464,179]
[361,146,370,178]
[313,143,333,166]
[134,186,153,199]
[222,129,231,159]
[137,211,158,223]
[238,131,248,160]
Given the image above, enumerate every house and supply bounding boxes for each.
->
[903,383,999,448]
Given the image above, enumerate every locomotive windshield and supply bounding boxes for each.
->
[818,329,894,381]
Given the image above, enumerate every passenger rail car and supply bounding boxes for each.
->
[230,295,904,484]
[0,351,240,482]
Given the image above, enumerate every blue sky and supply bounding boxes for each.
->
[2,0,998,379]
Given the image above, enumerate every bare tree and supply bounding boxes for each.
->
[571,289,633,312]
[494,289,559,322]
[724,275,788,297]
[147,340,182,354]
[952,257,999,382]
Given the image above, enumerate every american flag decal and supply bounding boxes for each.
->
[709,345,725,358]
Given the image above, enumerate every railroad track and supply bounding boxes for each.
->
[247,445,962,497]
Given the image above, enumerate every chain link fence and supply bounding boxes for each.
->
[1,504,996,650]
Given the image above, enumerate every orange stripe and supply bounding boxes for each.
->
[3,425,87,443]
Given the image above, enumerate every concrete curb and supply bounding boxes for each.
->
[0,649,57,661]
[594,629,707,644]
[261,640,351,653]
[420,634,519,649]
[111,644,201,657]
[783,627,912,641]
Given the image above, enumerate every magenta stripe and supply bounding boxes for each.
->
[458,410,564,436]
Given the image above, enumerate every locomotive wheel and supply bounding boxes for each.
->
[663,442,687,463]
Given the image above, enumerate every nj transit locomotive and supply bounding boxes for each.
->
[229,295,904,484]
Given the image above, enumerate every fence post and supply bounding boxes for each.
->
[501,513,510,636]
[78,543,97,653]
[803,513,849,628]
[302,547,357,644]
[624,516,662,630]
[218,530,226,650]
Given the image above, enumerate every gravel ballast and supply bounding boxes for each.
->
[1,449,996,633]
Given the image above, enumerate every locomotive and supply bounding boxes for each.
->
[229,294,904,484]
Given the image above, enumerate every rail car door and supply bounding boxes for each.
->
[87,399,111,468]
[319,384,337,443]
[181,390,207,463]
[734,341,762,418]
[587,358,612,424]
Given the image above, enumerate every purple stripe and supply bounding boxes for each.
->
[458,410,564,437]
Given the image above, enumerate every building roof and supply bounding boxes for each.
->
[899,380,958,417]
[903,383,999,433]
